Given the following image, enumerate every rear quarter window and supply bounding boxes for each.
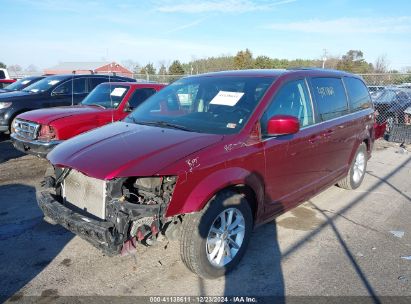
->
[344,77,372,111]
[311,77,348,121]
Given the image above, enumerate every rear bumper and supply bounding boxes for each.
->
[37,190,121,255]
[10,133,62,157]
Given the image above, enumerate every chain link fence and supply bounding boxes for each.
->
[132,73,185,84]
[359,74,411,143]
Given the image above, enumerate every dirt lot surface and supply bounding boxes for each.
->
[1,134,411,301]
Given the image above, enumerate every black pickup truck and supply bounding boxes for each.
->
[0,74,135,133]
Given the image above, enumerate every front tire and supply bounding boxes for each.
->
[180,191,253,279]
[9,116,18,134]
[338,143,367,190]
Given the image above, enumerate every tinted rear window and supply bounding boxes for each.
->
[89,77,109,91]
[89,77,128,91]
[344,77,371,111]
[128,88,157,109]
[311,77,348,121]
[0,70,5,79]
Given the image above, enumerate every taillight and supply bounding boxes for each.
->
[38,125,56,141]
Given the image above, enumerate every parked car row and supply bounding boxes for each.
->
[0,73,136,133]
[11,82,165,157]
[23,68,378,278]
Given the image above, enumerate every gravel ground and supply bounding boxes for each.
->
[0,134,411,302]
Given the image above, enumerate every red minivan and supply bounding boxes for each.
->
[38,69,375,278]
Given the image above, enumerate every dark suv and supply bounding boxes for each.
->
[38,69,375,278]
[0,74,135,133]
[0,76,45,94]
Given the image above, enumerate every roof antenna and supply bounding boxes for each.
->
[71,70,75,106]
[109,62,114,123]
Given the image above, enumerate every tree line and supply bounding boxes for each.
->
[0,49,402,77]
[125,49,398,76]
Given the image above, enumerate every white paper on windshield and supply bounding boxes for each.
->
[48,80,60,85]
[30,89,39,92]
[21,80,30,84]
[111,87,127,97]
[209,91,244,107]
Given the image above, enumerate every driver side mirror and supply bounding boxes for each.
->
[124,103,134,112]
[266,115,300,136]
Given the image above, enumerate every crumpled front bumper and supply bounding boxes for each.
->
[37,190,121,255]
[37,189,163,255]
[11,133,62,158]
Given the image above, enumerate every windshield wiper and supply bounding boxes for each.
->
[131,119,194,132]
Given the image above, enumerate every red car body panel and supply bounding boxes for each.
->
[47,70,375,227]
[0,79,16,84]
[17,82,165,140]
[0,79,16,88]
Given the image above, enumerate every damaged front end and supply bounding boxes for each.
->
[37,166,178,256]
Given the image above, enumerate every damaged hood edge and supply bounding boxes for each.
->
[48,121,224,180]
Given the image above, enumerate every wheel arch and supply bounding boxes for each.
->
[167,167,265,223]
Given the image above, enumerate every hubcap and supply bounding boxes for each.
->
[206,208,245,267]
[352,151,365,184]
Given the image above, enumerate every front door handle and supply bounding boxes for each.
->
[323,129,334,137]
[309,135,321,144]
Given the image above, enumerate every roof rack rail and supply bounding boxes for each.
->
[286,67,323,71]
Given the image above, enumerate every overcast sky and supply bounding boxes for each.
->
[1,0,410,71]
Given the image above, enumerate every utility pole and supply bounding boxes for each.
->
[322,49,328,69]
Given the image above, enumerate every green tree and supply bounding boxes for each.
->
[254,56,273,69]
[168,60,185,75]
[184,55,235,74]
[158,64,167,75]
[140,63,156,75]
[0,62,6,69]
[337,50,373,73]
[234,49,254,70]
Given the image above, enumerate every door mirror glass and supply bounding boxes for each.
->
[124,104,133,112]
[266,115,300,136]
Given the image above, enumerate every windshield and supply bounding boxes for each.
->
[4,77,40,91]
[374,90,396,103]
[125,76,275,134]
[23,77,63,93]
[374,89,411,104]
[81,83,130,109]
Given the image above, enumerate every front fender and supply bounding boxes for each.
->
[52,118,100,140]
[165,167,265,217]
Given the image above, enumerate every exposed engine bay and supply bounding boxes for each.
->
[39,165,181,256]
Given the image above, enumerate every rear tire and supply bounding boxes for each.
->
[338,143,367,190]
[180,191,253,279]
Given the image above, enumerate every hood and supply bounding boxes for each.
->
[17,106,104,125]
[48,121,223,180]
[0,90,35,100]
